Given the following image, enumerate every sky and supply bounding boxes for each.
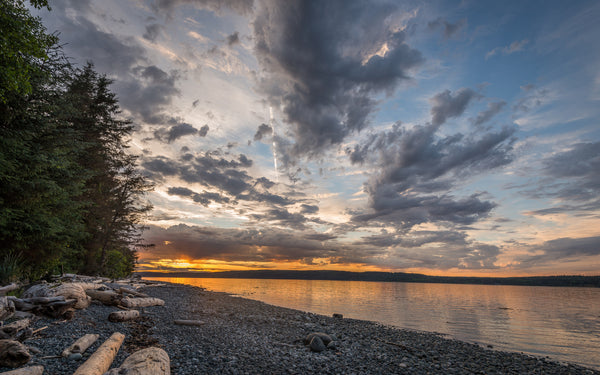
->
[35,0,600,276]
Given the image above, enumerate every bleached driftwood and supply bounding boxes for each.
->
[62,333,99,357]
[0,283,19,296]
[72,332,125,375]
[0,319,31,340]
[85,289,122,306]
[120,297,164,308]
[0,339,31,368]
[0,365,44,375]
[1,296,16,320]
[104,347,170,375]
[174,320,205,326]
[117,287,148,298]
[108,310,139,322]
[23,283,91,309]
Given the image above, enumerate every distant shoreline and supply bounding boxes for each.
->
[135,270,600,287]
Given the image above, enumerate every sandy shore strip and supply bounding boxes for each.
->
[2,281,598,374]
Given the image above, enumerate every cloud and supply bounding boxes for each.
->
[143,23,164,42]
[430,88,480,126]
[473,101,506,126]
[486,39,529,59]
[515,236,600,266]
[226,31,240,46]
[253,0,424,159]
[427,17,466,39]
[151,0,254,18]
[154,122,198,143]
[167,186,230,206]
[253,123,272,141]
[198,124,210,137]
[348,119,516,228]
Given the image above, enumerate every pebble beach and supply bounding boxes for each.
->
[2,281,598,374]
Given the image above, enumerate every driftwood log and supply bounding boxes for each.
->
[117,287,148,298]
[174,320,205,326]
[0,283,19,296]
[0,339,31,368]
[62,333,99,357]
[85,289,122,306]
[108,310,139,322]
[120,297,164,308]
[0,319,31,340]
[72,332,125,375]
[1,296,16,320]
[0,365,44,375]
[23,283,91,309]
[104,347,170,375]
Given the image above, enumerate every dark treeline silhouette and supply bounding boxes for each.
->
[137,270,600,288]
[0,0,152,282]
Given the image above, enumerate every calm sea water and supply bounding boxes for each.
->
[148,277,600,370]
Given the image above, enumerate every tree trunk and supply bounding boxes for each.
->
[120,297,164,308]
[0,319,31,340]
[103,347,170,375]
[0,339,31,368]
[72,332,125,375]
[85,289,122,306]
[62,333,99,357]
[23,283,91,309]
[0,283,19,296]
[108,310,139,322]
[0,296,15,320]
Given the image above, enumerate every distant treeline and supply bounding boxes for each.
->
[137,270,600,287]
[0,1,152,282]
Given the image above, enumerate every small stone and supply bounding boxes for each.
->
[304,332,333,345]
[326,341,337,350]
[309,336,326,352]
[68,353,83,361]
[399,363,408,368]
[332,313,343,319]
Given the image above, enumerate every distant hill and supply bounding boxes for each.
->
[135,270,600,287]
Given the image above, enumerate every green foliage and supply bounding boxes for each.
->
[0,250,24,284]
[0,3,152,280]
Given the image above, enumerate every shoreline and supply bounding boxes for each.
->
[2,281,598,374]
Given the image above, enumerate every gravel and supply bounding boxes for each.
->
[2,281,598,374]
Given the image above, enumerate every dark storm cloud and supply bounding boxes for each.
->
[167,186,230,206]
[143,23,164,42]
[430,88,479,126]
[253,0,424,158]
[226,31,240,46]
[154,123,198,143]
[349,121,516,228]
[473,101,506,126]
[151,0,254,18]
[251,208,308,230]
[300,204,319,214]
[427,17,466,39]
[515,236,600,266]
[522,142,600,214]
[253,123,272,141]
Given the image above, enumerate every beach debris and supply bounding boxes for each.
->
[0,283,20,297]
[72,332,125,375]
[304,332,333,346]
[121,297,164,308]
[0,365,44,375]
[0,339,31,368]
[0,296,16,320]
[309,336,326,352]
[104,347,170,375]
[332,313,343,319]
[22,283,92,310]
[304,332,337,353]
[7,295,77,319]
[117,287,149,298]
[173,319,205,326]
[85,289,122,306]
[61,333,99,358]
[108,310,140,322]
[0,319,31,340]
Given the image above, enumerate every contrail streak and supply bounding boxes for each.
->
[269,106,279,184]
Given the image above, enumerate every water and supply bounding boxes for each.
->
[149,277,600,370]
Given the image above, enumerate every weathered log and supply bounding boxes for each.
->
[173,320,205,326]
[0,365,44,375]
[21,296,65,304]
[0,339,31,368]
[103,347,170,375]
[6,297,35,312]
[117,287,148,298]
[0,283,19,296]
[0,319,31,340]
[23,283,91,309]
[108,310,139,322]
[120,297,164,308]
[85,289,122,306]
[72,332,125,375]
[1,296,15,320]
[62,333,99,357]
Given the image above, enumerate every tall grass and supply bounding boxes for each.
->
[0,250,24,285]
